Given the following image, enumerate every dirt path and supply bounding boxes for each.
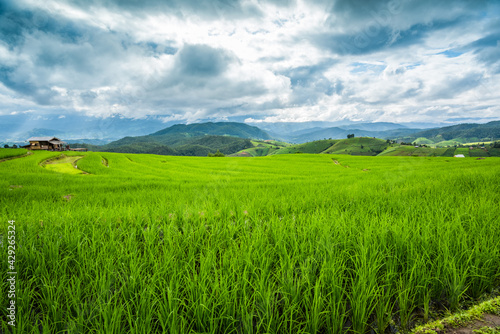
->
[332,159,349,168]
[444,314,500,333]
[415,297,500,334]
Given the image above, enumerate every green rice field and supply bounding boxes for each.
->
[0,148,27,160]
[1,150,500,333]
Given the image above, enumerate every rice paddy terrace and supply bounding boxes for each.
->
[1,149,500,333]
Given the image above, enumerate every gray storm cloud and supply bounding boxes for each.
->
[0,0,499,123]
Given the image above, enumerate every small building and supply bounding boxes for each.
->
[27,137,66,151]
[454,154,465,158]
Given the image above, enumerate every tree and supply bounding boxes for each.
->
[12,144,18,148]
[347,134,355,139]
[3,144,9,148]
[208,149,225,157]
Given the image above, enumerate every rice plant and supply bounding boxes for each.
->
[0,151,499,333]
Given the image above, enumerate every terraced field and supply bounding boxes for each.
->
[0,148,28,161]
[1,150,499,333]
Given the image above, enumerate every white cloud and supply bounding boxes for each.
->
[0,0,499,123]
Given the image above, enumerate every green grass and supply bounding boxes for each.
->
[0,148,27,160]
[1,151,500,333]
[43,155,86,175]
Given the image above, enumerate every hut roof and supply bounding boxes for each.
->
[28,136,60,142]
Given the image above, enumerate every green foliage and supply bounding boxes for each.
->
[1,152,500,333]
[207,149,225,157]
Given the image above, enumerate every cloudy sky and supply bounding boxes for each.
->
[1,0,500,124]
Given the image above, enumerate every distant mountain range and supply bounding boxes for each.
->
[2,114,499,155]
[0,113,453,143]
[78,120,497,157]
[251,120,500,144]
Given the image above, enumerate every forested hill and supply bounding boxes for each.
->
[401,120,500,143]
[70,122,271,156]
[151,122,270,139]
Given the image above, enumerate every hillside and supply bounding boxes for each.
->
[232,137,389,157]
[230,137,500,158]
[379,143,500,157]
[72,122,270,156]
[287,127,420,143]
[323,137,389,155]
[67,120,500,157]
[398,120,500,145]
[99,135,253,156]
[270,137,389,156]
[230,140,291,157]
[270,139,339,155]
[152,122,270,139]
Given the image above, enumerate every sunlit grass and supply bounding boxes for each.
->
[42,154,86,175]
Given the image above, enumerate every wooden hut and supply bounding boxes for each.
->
[27,137,66,151]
